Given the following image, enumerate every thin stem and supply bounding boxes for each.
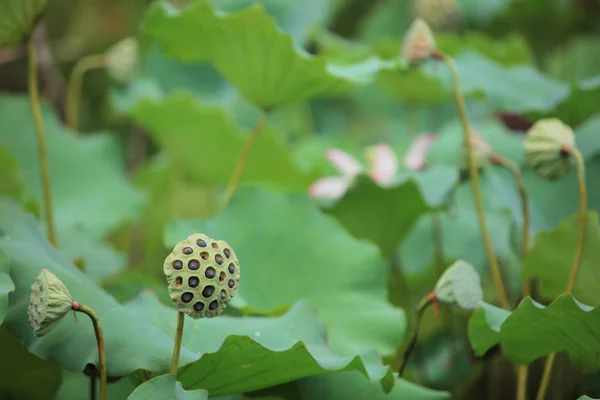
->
[490,153,531,293]
[65,54,105,131]
[222,113,266,207]
[170,311,185,375]
[90,375,96,400]
[395,294,434,375]
[28,40,57,247]
[72,302,106,400]
[516,365,528,400]
[536,147,587,400]
[566,147,587,293]
[435,50,510,310]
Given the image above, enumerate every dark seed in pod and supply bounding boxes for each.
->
[193,302,204,311]
[209,300,218,310]
[181,292,193,303]
[202,285,215,298]
[205,267,216,279]
[196,239,207,247]
[220,290,227,299]
[173,260,183,270]
[183,247,193,255]
[188,259,200,270]
[228,279,235,288]
[228,263,235,274]
[224,249,231,258]
[215,254,224,265]
[188,276,199,288]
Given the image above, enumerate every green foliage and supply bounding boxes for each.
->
[0,0,47,46]
[128,375,208,400]
[469,294,600,371]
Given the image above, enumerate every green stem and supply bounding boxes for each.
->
[435,50,510,310]
[28,40,57,247]
[72,302,106,400]
[65,54,105,131]
[395,294,434,375]
[536,147,587,400]
[222,113,266,207]
[170,311,185,375]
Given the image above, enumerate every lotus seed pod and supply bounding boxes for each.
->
[401,18,436,65]
[27,269,73,337]
[524,118,575,180]
[458,133,492,174]
[104,37,139,84]
[164,233,240,319]
[434,260,482,310]
[414,0,460,30]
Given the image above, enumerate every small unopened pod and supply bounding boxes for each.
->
[104,37,139,84]
[27,269,73,337]
[459,133,492,175]
[524,118,575,180]
[164,233,240,318]
[434,260,483,310]
[401,18,436,65]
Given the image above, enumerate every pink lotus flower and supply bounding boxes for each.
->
[403,133,438,171]
[308,144,399,199]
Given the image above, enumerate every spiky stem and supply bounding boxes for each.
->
[222,113,266,207]
[65,54,105,131]
[28,40,57,247]
[170,311,185,375]
[434,50,510,310]
[72,302,106,400]
[536,146,587,400]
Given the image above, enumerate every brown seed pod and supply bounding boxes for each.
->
[163,233,240,319]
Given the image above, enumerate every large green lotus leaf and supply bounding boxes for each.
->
[142,0,399,109]
[425,51,569,113]
[0,95,144,237]
[522,211,600,305]
[0,144,25,199]
[209,0,335,45]
[0,0,47,46]
[131,92,314,191]
[0,327,61,400]
[457,0,511,24]
[58,226,126,283]
[468,294,600,370]
[128,374,208,400]
[127,291,394,395]
[0,251,14,325]
[535,76,600,127]
[297,371,451,400]
[0,198,198,376]
[325,176,436,261]
[56,370,136,400]
[165,188,405,356]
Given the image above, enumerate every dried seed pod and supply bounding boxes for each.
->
[459,133,492,174]
[524,118,575,180]
[434,260,482,310]
[104,37,139,84]
[164,233,240,319]
[401,18,436,65]
[414,0,460,30]
[27,269,73,337]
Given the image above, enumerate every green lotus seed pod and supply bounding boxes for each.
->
[459,133,492,174]
[27,269,73,337]
[104,37,139,84]
[524,118,575,180]
[164,233,240,319]
[434,260,482,310]
[401,18,436,65]
[414,0,460,30]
